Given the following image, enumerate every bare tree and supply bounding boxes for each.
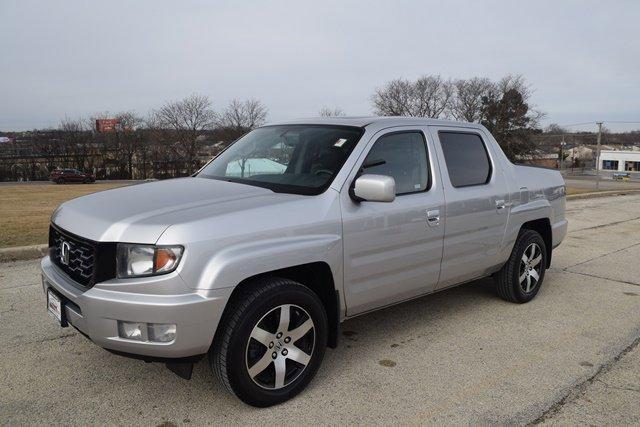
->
[217,98,268,132]
[412,75,454,118]
[545,123,568,134]
[449,77,494,122]
[371,75,453,118]
[58,117,90,170]
[319,106,345,117]
[371,78,414,116]
[114,111,144,179]
[153,94,216,174]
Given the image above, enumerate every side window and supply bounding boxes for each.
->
[363,131,430,195]
[439,132,491,187]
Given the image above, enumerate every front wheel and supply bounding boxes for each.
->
[495,229,547,303]
[210,277,328,407]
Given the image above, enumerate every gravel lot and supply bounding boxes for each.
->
[1,194,640,425]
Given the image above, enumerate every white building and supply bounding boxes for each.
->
[566,145,594,161]
[600,149,640,173]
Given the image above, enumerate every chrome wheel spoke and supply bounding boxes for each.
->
[530,269,540,282]
[248,351,273,379]
[274,356,287,389]
[526,275,532,292]
[288,318,313,342]
[519,271,527,284]
[531,254,542,268]
[286,347,311,366]
[521,253,529,263]
[250,326,273,347]
[278,304,291,333]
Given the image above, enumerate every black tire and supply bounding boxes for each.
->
[495,229,547,303]
[83,178,91,184]
[57,178,64,184]
[210,277,328,407]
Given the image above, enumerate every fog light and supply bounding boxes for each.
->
[118,321,144,341]
[148,323,176,343]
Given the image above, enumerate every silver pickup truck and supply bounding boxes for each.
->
[42,117,567,406]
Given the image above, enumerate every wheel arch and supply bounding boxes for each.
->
[520,218,552,267]
[212,262,340,350]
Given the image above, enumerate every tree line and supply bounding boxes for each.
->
[0,95,268,181]
[1,74,546,181]
[371,74,544,160]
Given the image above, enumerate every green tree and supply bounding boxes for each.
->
[481,86,540,161]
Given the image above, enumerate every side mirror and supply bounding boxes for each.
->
[352,174,395,202]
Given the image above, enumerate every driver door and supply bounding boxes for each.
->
[340,128,445,315]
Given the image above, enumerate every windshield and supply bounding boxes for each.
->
[198,125,364,195]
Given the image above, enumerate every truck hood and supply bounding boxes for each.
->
[52,177,298,244]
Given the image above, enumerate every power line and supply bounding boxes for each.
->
[559,121,597,127]
[557,120,640,127]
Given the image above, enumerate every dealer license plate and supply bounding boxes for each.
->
[47,289,63,325]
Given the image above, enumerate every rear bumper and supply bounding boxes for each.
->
[41,256,232,358]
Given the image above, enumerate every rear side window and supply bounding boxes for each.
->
[439,132,491,187]
[363,131,430,195]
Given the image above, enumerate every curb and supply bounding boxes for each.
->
[1,190,638,263]
[0,244,48,263]
[566,189,640,200]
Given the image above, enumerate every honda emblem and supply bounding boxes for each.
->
[60,241,70,265]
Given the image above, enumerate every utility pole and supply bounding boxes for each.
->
[560,134,566,171]
[595,122,603,190]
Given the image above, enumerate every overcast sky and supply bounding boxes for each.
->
[2,0,639,132]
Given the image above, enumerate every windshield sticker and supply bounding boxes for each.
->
[334,138,347,147]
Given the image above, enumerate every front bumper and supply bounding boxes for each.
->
[41,256,232,358]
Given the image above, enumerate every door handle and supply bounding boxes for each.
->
[495,200,511,210]
[426,209,440,227]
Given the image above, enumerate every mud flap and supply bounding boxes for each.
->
[166,361,194,380]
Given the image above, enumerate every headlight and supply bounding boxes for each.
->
[116,244,184,278]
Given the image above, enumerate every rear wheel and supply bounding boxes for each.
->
[495,229,547,303]
[211,277,328,407]
[57,178,65,184]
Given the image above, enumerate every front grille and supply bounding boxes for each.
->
[49,225,117,289]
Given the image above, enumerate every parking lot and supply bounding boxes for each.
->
[2,194,640,425]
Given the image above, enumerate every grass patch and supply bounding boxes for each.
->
[0,182,618,248]
[0,183,127,248]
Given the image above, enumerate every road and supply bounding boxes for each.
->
[2,194,640,425]
[564,175,640,192]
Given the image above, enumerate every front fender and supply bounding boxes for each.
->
[180,234,343,292]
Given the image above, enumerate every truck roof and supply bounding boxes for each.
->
[265,116,483,130]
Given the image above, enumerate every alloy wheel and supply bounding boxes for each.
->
[245,304,315,390]
[519,242,543,293]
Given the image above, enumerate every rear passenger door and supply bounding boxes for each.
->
[341,127,445,315]
[429,127,509,289]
